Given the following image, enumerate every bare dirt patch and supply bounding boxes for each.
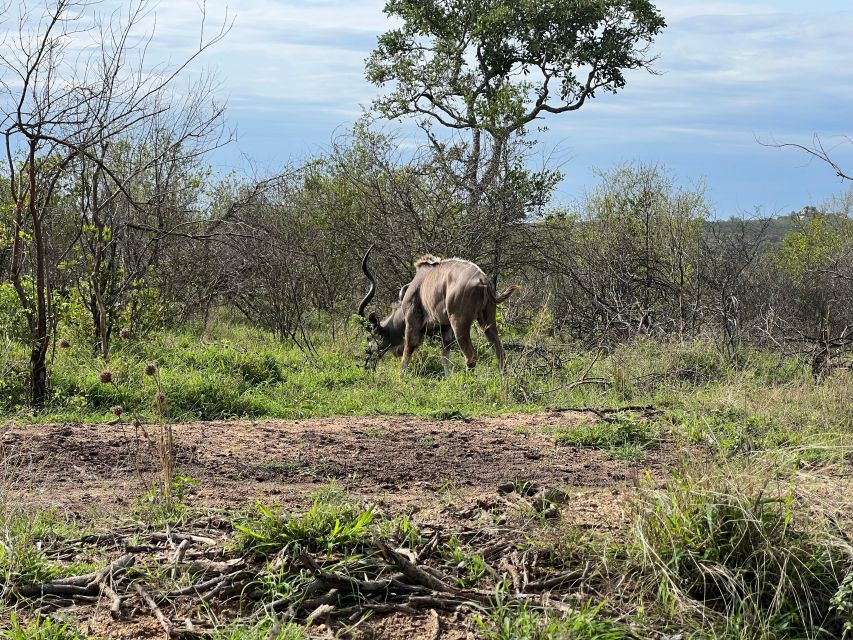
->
[6,412,674,517]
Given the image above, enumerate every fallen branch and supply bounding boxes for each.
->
[378,542,456,593]
[18,554,135,599]
[152,532,218,546]
[134,582,174,637]
[550,405,659,421]
[300,551,391,593]
[99,581,123,617]
[172,538,191,579]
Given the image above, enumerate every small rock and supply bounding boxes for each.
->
[544,488,571,504]
[497,482,515,494]
[543,506,560,519]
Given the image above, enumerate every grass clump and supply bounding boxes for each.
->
[633,463,853,638]
[235,495,375,558]
[477,596,627,640]
[438,535,489,588]
[0,508,92,589]
[554,412,661,460]
[1,615,91,640]
[209,617,307,640]
[134,474,198,526]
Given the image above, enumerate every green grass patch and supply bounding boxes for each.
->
[234,496,376,558]
[438,535,489,588]
[1,616,91,640]
[208,617,308,640]
[554,413,661,460]
[0,507,95,588]
[476,596,628,640]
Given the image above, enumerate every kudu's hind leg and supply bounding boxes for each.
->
[483,324,506,371]
[479,310,506,372]
[451,318,477,370]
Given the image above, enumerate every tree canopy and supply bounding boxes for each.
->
[366,0,666,136]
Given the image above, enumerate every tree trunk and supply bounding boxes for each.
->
[30,143,50,407]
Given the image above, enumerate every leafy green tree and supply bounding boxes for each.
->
[771,210,853,374]
[366,0,665,205]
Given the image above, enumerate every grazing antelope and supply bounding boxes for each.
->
[357,247,520,375]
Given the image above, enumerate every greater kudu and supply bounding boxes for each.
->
[357,247,520,375]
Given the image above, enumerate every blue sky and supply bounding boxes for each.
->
[120,1,853,215]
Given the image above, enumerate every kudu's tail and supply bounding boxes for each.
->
[492,284,521,304]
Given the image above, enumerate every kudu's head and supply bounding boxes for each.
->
[357,247,405,368]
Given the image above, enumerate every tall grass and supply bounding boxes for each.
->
[632,461,853,638]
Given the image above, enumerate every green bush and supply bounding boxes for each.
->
[0,283,28,343]
[0,339,28,410]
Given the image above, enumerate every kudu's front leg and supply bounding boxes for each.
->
[440,326,455,377]
[400,322,424,372]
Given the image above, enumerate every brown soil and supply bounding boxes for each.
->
[6,412,673,512]
[3,412,684,639]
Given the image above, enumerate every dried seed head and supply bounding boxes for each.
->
[59,339,71,349]
[99,371,113,384]
[111,405,123,417]
[154,390,167,407]
[119,328,131,340]
[144,363,157,376]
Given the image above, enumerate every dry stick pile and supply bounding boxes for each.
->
[10,490,604,638]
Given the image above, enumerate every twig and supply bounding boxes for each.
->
[306,603,336,625]
[525,569,585,591]
[99,581,123,617]
[427,608,441,640]
[171,538,191,579]
[152,532,217,546]
[532,377,610,396]
[499,555,522,594]
[549,405,659,422]
[169,574,226,597]
[134,582,174,637]
[378,541,456,593]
